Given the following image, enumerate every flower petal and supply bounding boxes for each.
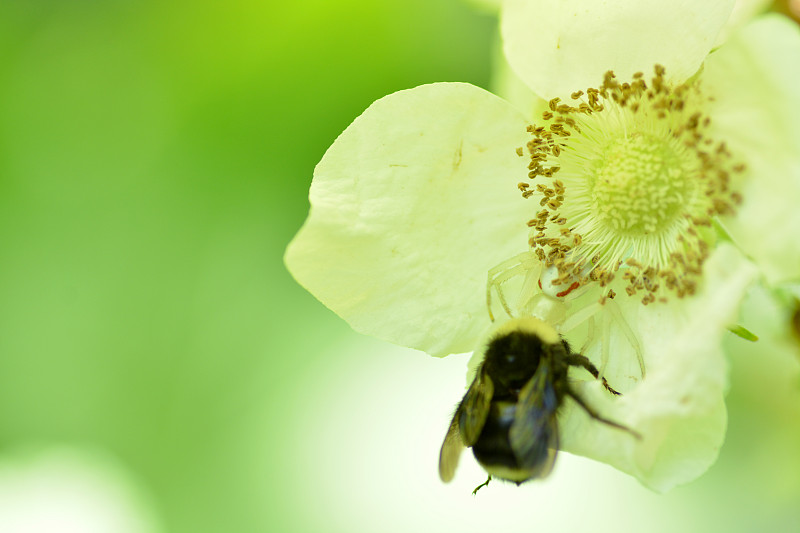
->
[285,83,532,357]
[500,0,737,99]
[489,34,549,122]
[703,15,800,285]
[713,0,773,46]
[559,243,758,491]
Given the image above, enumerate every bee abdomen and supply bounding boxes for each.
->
[470,401,520,473]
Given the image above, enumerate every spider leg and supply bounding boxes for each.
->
[560,301,601,334]
[562,298,644,381]
[600,309,611,379]
[486,252,538,321]
[579,316,596,355]
[605,298,645,379]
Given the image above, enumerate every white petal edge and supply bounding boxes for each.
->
[285,83,532,357]
[489,32,549,122]
[500,0,737,100]
[713,0,773,47]
[559,243,758,492]
[702,15,800,285]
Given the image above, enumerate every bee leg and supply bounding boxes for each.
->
[566,389,642,440]
[471,475,492,495]
[600,377,621,396]
[563,354,621,396]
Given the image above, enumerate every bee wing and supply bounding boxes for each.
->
[438,367,494,482]
[458,367,494,446]
[508,359,559,478]
[438,414,464,482]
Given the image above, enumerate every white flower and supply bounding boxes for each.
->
[285,14,799,491]
[500,3,800,284]
[500,0,737,101]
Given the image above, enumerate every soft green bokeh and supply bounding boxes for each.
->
[0,1,494,531]
[0,1,798,532]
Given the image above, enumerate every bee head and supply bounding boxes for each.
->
[484,329,548,388]
[479,317,561,388]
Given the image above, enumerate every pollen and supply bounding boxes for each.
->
[519,66,745,304]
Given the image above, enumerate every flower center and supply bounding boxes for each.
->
[591,134,693,236]
[517,66,745,305]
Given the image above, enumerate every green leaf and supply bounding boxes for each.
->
[728,324,758,342]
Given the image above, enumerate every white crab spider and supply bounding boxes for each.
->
[486,250,645,381]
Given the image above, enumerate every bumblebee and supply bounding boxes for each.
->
[438,317,639,493]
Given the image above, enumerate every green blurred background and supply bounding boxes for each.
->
[0,1,798,532]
